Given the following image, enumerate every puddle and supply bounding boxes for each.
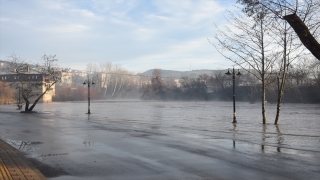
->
[218,138,320,157]
[38,153,69,157]
[5,140,70,160]
[83,141,95,146]
[6,140,43,152]
[35,152,69,161]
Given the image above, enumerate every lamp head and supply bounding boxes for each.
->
[236,69,242,76]
[225,69,231,75]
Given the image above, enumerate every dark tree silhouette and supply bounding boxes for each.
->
[237,0,320,60]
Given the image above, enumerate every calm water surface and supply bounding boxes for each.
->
[32,100,320,153]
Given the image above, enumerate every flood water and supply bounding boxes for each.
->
[0,101,320,179]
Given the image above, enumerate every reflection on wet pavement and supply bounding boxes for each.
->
[83,141,94,146]
[7,140,43,152]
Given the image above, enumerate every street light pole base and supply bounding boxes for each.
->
[232,121,237,123]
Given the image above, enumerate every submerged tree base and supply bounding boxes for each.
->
[20,111,37,113]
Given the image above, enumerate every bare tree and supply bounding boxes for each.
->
[309,58,320,79]
[86,63,99,90]
[90,62,140,99]
[213,71,229,92]
[288,57,313,85]
[270,14,306,124]
[110,64,121,97]
[5,54,64,112]
[100,62,112,97]
[237,0,320,60]
[141,69,167,100]
[166,77,178,89]
[212,10,278,124]
[240,70,260,103]
[151,69,167,96]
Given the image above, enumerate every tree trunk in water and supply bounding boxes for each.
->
[283,13,320,60]
[23,82,56,112]
[260,18,267,124]
[275,25,288,125]
[274,74,286,124]
[24,101,29,111]
[22,93,30,111]
[28,96,42,111]
[262,79,266,124]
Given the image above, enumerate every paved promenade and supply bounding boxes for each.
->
[0,139,46,180]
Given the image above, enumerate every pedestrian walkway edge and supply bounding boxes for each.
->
[0,139,47,180]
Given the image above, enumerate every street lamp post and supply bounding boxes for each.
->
[83,79,95,114]
[225,67,241,123]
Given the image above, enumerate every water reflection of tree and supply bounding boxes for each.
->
[276,125,284,152]
[151,104,163,131]
[8,140,42,152]
[261,125,266,152]
[261,125,284,152]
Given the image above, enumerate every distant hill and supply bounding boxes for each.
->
[141,69,228,79]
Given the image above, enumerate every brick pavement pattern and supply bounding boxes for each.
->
[0,139,46,180]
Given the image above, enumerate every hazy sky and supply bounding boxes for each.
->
[0,0,237,73]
